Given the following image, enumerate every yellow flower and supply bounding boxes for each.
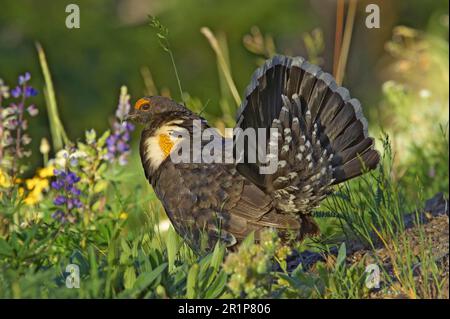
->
[119,212,128,220]
[38,165,55,178]
[26,177,39,190]
[0,169,12,188]
[24,189,41,205]
[23,180,49,205]
[22,169,51,206]
[25,177,49,191]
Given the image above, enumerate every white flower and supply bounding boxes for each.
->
[52,149,69,168]
[0,78,10,99]
[419,89,431,99]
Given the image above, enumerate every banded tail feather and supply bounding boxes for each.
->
[234,55,380,214]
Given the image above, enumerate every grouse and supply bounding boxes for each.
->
[127,55,380,253]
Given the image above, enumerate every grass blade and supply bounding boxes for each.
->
[35,42,70,151]
[201,27,241,107]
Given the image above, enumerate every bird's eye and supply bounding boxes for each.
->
[134,98,151,110]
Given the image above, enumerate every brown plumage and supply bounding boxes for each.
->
[127,55,380,253]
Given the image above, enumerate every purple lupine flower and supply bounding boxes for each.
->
[53,195,66,205]
[115,86,131,121]
[0,72,38,174]
[104,86,134,165]
[116,140,129,153]
[65,171,80,184]
[25,87,38,97]
[26,105,38,116]
[67,198,83,210]
[51,210,64,221]
[6,119,19,130]
[73,198,83,208]
[51,168,83,224]
[69,186,81,196]
[11,87,21,98]
[51,180,64,190]
[18,72,31,85]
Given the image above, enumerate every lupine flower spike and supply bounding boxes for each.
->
[105,86,134,165]
[51,168,83,223]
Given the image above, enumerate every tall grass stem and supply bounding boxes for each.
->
[201,27,242,107]
[36,42,70,151]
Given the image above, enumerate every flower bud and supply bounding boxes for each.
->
[40,137,50,155]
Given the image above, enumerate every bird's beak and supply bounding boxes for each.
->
[125,109,138,122]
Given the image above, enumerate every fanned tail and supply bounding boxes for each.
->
[234,55,380,213]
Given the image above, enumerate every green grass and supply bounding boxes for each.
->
[320,134,448,298]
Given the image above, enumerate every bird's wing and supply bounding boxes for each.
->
[223,174,301,240]
[155,161,299,250]
[234,55,380,213]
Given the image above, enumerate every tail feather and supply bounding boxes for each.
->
[333,137,375,165]
[234,55,380,213]
[331,120,365,152]
[308,72,336,122]
[333,149,380,183]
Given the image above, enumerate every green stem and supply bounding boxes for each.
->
[36,42,70,151]
[335,0,357,85]
[201,27,241,107]
[168,50,184,103]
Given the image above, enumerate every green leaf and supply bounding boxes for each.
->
[240,231,255,249]
[70,250,90,274]
[130,262,167,297]
[335,243,347,270]
[77,142,88,153]
[277,273,301,289]
[0,238,13,256]
[97,130,110,147]
[85,129,97,143]
[93,180,108,193]
[210,242,225,272]
[88,246,100,296]
[166,226,180,273]
[204,271,227,299]
[186,263,199,299]
[97,163,108,176]
[120,239,131,254]
[124,266,137,290]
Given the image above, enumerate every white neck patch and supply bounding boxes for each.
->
[143,120,185,170]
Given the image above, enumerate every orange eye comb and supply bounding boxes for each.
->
[135,98,150,110]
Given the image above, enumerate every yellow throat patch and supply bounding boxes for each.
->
[158,133,174,158]
[143,120,184,170]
